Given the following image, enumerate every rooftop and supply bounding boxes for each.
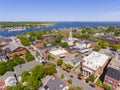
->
[63,54,82,66]
[14,60,40,76]
[44,77,68,90]
[83,51,109,70]
[0,71,15,81]
[5,42,24,53]
[106,67,120,81]
[50,49,68,56]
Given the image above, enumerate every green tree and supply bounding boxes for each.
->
[13,55,25,65]
[26,76,42,90]
[61,74,64,78]
[102,42,109,48]
[112,44,120,50]
[6,59,16,71]
[60,42,68,47]
[25,51,35,62]
[30,65,45,79]
[0,62,7,75]
[57,59,63,66]
[68,79,72,84]
[102,83,111,90]
[86,74,95,82]
[44,63,57,75]
[65,64,73,70]
[55,34,63,43]
[51,40,57,46]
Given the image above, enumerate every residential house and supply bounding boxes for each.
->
[0,51,7,61]
[0,81,6,90]
[31,40,44,49]
[43,77,69,90]
[0,71,17,88]
[5,43,27,58]
[63,54,82,67]
[14,60,40,81]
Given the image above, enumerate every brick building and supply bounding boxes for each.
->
[5,43,27,58]
[81,51,109,77]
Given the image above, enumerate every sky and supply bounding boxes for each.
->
[0,0,120,21]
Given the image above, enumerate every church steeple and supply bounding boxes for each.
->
[68,28,73,42]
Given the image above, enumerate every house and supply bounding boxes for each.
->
[81,51,109,77]
[104,67,120,90]
[63,54,82,67]
[80,38,98,48]
[42,34,55,41]
[75,41,90,49]
[0,71,17,88]
[104,58,120,90]
[31,40,44,49]
[14,60,40,81]
[43,77,69,90]
[65,46,78,54]
[5,43,27,58]
[0,81,6,90]
[0,52,7,61]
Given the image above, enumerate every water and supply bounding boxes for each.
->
[0,22,120,37]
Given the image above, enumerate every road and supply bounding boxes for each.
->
[56,66,96,90]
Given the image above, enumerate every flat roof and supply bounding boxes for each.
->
[50,49,68,56]
[83,51,109,71]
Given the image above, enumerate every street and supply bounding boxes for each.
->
[56,66,96,90]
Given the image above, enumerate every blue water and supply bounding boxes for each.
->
[0,22,120,37]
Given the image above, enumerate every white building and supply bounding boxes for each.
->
[75,42,90,49]
[82,51,109,77]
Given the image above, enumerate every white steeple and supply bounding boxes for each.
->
[68,28,73,42]
[67,28,74,45]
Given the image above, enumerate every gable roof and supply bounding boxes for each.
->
[14,60,40,76]
[5,43,25,53]
[106,67,120,81]
[44,77,67,90]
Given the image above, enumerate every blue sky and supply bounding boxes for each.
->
[0,0,120,21]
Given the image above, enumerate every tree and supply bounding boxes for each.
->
[6,59,16,71]
[55,34,63,43]
[57,59,63,66]
[94,46,101,51]
[25,51,35,62]
[0,62,7,75]
[44,63,57,75]
[112,44,120,50]
[26,76,42,90]
[51,40,57,46]
[65,64,73,70]
[13,55,25,65]
[36,32,42,40]
[61,74,64,78]
[68,79,72,84]
[86,74,95,82]
[102,83,111,90]
[60,42,68,47]
[102,42,109,48]
[30,65,45,79]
